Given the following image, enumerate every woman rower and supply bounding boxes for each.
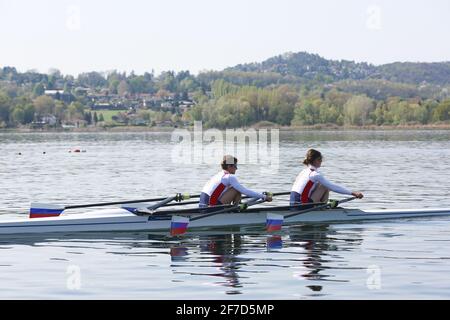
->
[199,155,272,208]
[290,149,363,206]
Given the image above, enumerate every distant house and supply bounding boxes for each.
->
[44,89,74,103]
[31,114,57,128]
[161,101,173,109]
[74,87,90,95]
[61,123,77,129]
[45,89,64,96]
[179,100,195,113]
[42,114,57,125]
[92,102,114,110]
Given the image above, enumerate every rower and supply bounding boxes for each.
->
[199,155,272,208]
[290,149,363,207]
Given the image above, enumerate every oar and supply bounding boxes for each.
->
[162,191,291,208]
[29,193,200,218]
[265,197,357,232]
[191,198,265,222]
[170,198,266,236]
[124,191,291,214]
[29,191,291,218]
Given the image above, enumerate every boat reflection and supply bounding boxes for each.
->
[266,235,283,250]
[0,224,365,296]
[170,247,189,262]
[287,224,364,294]
[170,233,245,294]
[167,224,365,295]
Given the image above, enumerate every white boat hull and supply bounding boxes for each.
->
[1,207,450,235]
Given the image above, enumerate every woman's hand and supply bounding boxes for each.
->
[263,192,273,202]
[352,192,364,199]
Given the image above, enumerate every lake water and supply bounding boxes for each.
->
[1,130,450,299]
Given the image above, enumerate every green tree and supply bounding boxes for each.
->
[433,100,450,121]
[11,106,25,125]
[343,95,374,125]
[292,99,320,125]
[54,100,66,121]
[158,71,177,92]
[0,93,11,124]
[68,102,85,120]
[318,103,341,124]
[33,83,45,97]
[84,112,92,124]
[77,72,107,88]
[33,95,55,116]
[23,104,35,123]
[117,80,130,96]
[137,109,151,121]
[108,79,120,94]
[129,76,147,93]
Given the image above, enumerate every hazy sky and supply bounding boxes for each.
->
[0,0,449,75]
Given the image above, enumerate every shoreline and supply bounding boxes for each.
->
[1,123,450,133]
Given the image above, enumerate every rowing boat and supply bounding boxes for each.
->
[1,206,450,235]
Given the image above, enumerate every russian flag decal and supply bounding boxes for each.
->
[170,216,190,236]
[266,213,284,232]
[30,203,64,219]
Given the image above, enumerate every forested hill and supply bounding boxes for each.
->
[227,52,450,85]
[1,51,450,129]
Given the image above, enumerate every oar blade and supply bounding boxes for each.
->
[170,216,190,236]
[266,213,284,232]
[30,203,65,219]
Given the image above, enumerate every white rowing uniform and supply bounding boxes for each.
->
[199,170,266,207]
[290,165,352,204]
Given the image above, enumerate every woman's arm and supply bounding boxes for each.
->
[228,175,266,199]
[311,172,352,195]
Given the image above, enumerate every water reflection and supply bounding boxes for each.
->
[288,225,363,287]
[172,225,365,294]
[0,225,366,296]
[266,235,283,250]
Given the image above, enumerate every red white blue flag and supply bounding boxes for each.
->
[170,216,190,236]
[266,213,284,232]
[29,203,64,219]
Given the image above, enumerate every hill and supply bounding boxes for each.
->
[227,52,450,85]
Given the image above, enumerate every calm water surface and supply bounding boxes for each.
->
[0,130,450,299]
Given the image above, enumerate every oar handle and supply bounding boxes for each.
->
[269,191,291,197]
[329,196,357,208]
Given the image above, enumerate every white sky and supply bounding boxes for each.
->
[0,0,449,76]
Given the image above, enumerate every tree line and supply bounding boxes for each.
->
[1,53,450,129]
[189,80,450,128]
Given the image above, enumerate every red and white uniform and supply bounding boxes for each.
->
[291,165,352,203]
[200,171,265,206]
